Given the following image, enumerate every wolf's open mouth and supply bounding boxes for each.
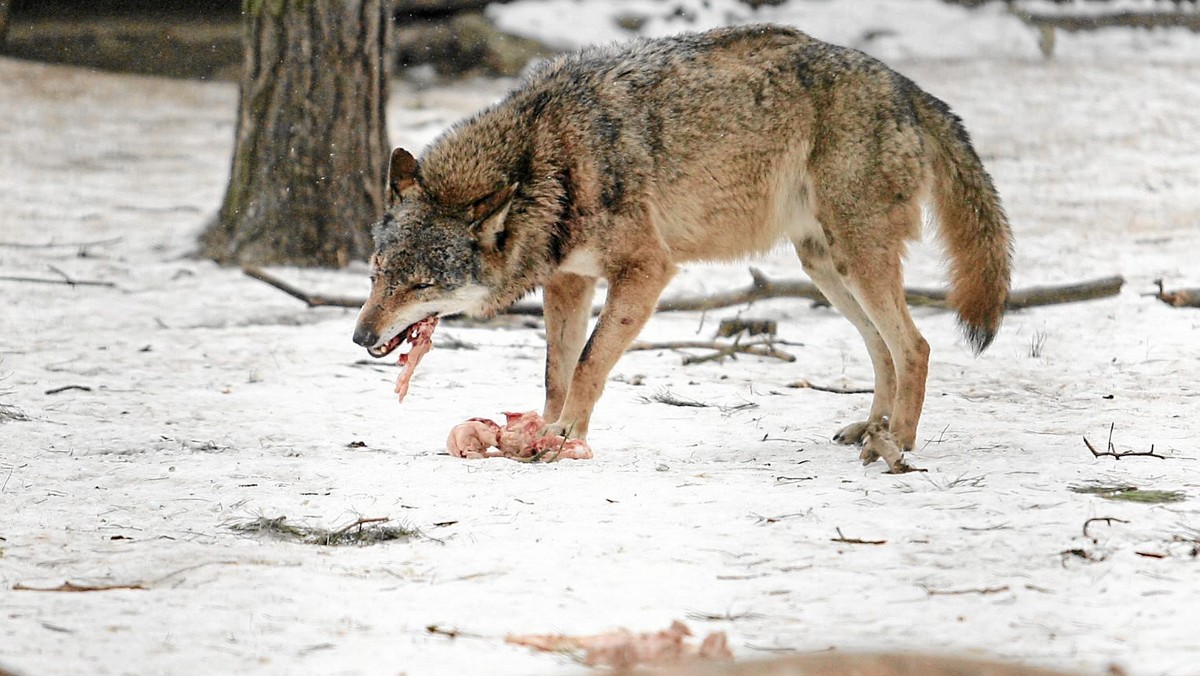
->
[366,315,438,362]
[367,334,403,359]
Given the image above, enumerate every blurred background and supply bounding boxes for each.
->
[3,0,1197,83]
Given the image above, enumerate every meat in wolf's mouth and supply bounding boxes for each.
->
[366,315,436,359]
[365,315,440,403]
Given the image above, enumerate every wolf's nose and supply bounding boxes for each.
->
[352,325,378,347]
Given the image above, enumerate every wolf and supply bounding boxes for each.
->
[352,24,1012,472]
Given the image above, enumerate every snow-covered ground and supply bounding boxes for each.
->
[2,2,1199,675]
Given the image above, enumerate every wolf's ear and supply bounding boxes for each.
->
[469,183,519,252]
[387,147,420,205]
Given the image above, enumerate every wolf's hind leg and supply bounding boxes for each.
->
[542,272,596,422]
[836,219,929,474]
[547,253,676,440]
[792,236,896,448]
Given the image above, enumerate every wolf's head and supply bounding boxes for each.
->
[352,147,521,357]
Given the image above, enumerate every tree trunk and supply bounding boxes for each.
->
[0,0,12,48]
[202,0,389,268]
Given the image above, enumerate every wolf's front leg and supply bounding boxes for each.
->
[542,272,596,421]
[546,255,676,439]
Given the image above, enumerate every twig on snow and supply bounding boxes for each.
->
[1083,423,1166,460]
[426,624,488,640]
[44,385,92,395]
[775,476,814,484]
[923,585,1010,596]
[830,527,886,545]
[0,272,115,288]
[786,379,873,394]
[427,624,463,639]
[1083,517,1130,539]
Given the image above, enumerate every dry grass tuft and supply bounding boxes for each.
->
[229,515,421,546]
[1070,484,1186,504]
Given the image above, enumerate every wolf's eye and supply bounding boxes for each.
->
[411,282,435,291]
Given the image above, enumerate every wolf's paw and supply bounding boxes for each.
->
[860,422,924,474]
[833,420,871,446]
[524,433,593,461]
[540,422,571,439]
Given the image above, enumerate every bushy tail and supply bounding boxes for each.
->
[915,93,1013,354]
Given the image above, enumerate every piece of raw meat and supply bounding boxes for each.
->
[445,411,592,461]
[506,620,732,668]
[444,418,504,459]
[392,316,439,403]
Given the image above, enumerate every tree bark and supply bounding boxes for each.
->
[202,0,389,268]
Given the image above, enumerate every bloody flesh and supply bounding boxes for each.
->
[392,316,438,403]
[506,620,731,668]
[446,411,592,461]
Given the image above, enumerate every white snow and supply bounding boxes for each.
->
[2,2,1200,675]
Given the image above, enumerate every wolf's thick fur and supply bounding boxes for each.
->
[353,24,1012,471]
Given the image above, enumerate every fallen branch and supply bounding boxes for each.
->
[0,275,115,288]
[1013,8,1200,33]
[1083,423,1166,460]
[244,266,1124,316]
[0,236,123,249]
[654,269,1124,313]
[1004,275,1124,310]
[1153,279,1200,308]
[786,379,873,395]
[628,338,796,364]
[13,581,146,593]
[242,266,365,308]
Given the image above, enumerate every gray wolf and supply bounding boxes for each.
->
[352,24,1012,472]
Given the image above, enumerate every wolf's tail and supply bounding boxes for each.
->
[914,92,1013,354]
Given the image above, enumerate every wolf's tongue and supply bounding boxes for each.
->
[394,316,439,403]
